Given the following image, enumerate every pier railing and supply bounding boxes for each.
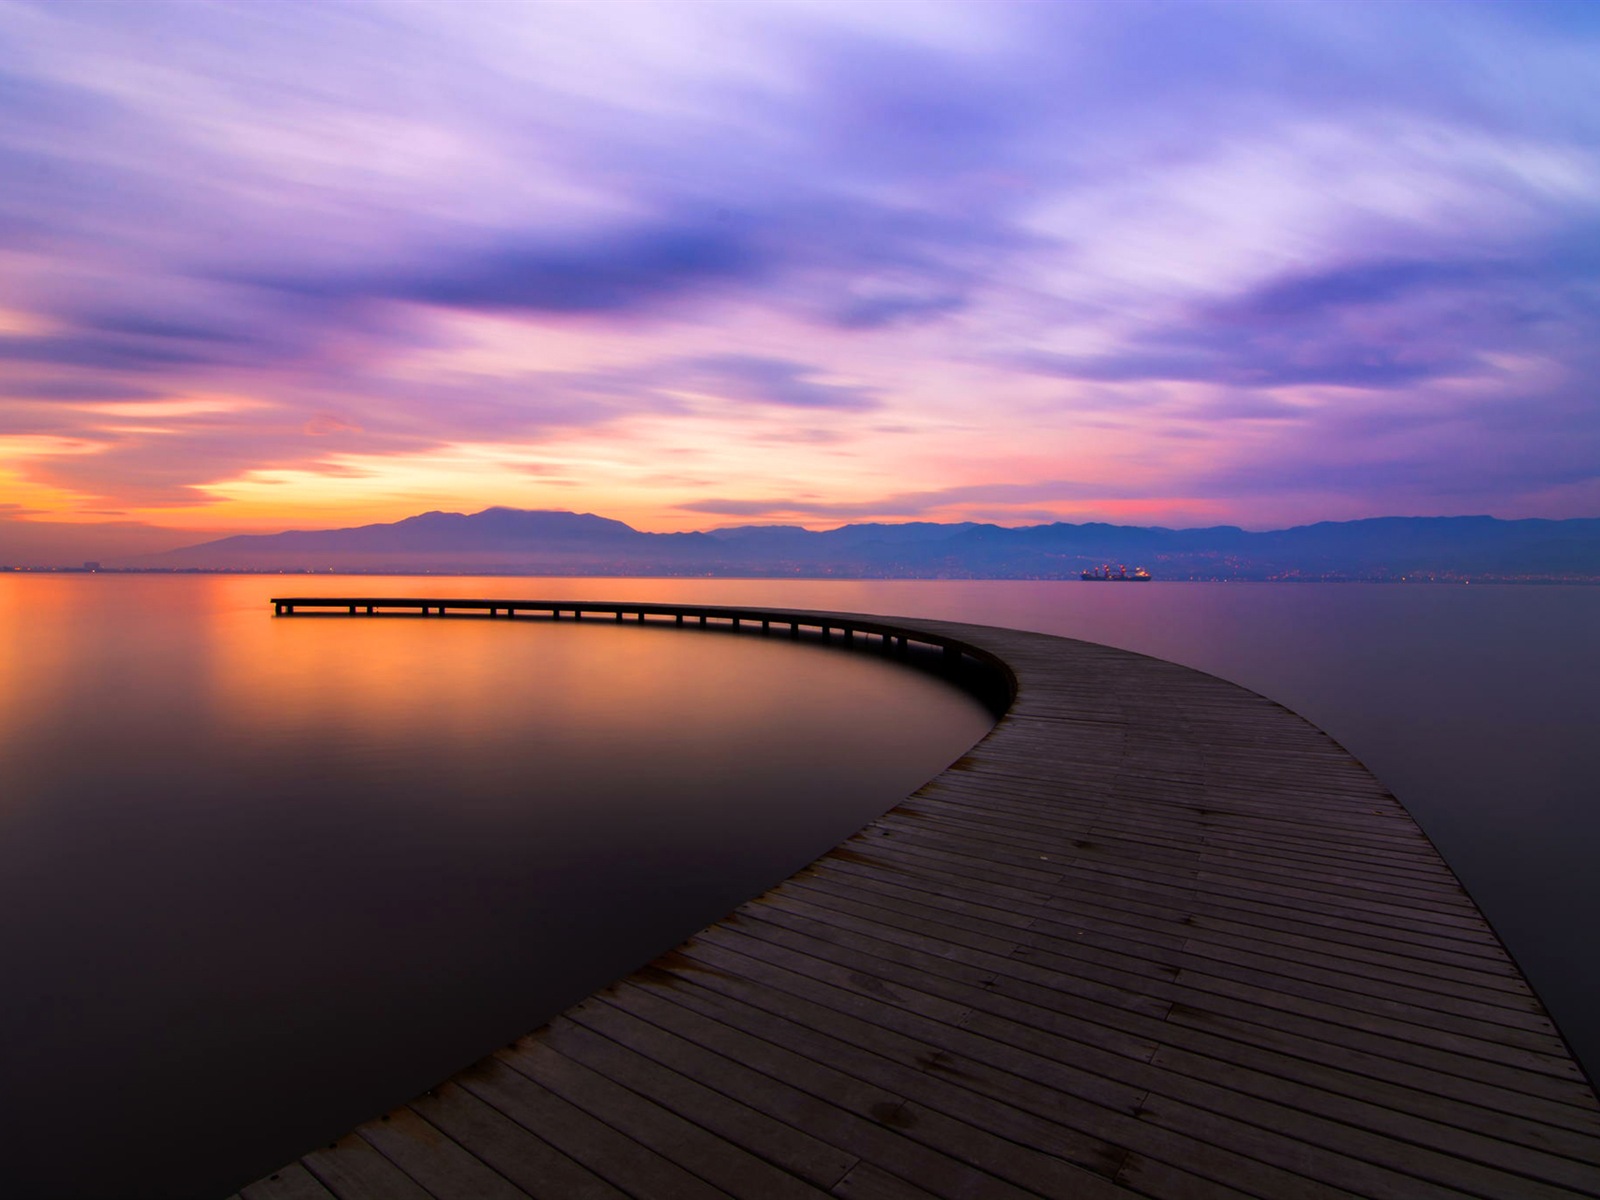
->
[271,596,1018,712]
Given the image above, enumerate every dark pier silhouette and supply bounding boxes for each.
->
[241,598,1600,1199]
[269,597,992,662]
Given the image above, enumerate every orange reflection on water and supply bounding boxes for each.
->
[0,573,992,828]
[0,571,997,1199]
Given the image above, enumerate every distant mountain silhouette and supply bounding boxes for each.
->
[142,507,1600,580]
[151,507,721,573]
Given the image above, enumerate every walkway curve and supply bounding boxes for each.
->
[242,600,1600,1200]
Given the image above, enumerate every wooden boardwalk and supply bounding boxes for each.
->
[243,600,1600,1199]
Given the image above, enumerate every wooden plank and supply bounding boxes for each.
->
[494,1034,832,1199]
[454,1055,730,1200]
[408,1082,627,1200]
[732,915,1587,1196]
[641,947,1144,1191]
[753,881,1600,1129]
[1057,858,1508,959]
[841,824,1503,948]
[817,846,1525,990]
[651,935,1368,1200]
[936,785,1448,862]
[1111,1154,1263,1200]
[856,880,1574,1094]
[818,848,1531,1010]
[906,787,1466,886]
[300,1135,434,1200]
[750,901,1600,1173]
[592,980,1055,1200]
[1162,1005,1600,1135]
[880,820,1489,926]
[630,966,1356,1200]
[239,1162,339,1200]
[539,1009,858,1189]
[356,1106,531,1199]
[783,847,1575,1079]
[690,917,1592,1200]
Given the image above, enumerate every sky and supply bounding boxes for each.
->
[1,0,1597,560]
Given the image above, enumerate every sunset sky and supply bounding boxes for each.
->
[1,0,1597,561]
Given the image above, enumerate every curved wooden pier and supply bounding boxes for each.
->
[243,599,1600,1199]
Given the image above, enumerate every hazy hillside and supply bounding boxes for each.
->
[136,508,1600,580]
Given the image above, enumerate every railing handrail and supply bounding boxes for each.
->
[270,596,1019,710]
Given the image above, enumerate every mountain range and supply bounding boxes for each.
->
[135,507,1600,581]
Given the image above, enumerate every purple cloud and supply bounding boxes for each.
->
[241,217,766,316]
[1020,345,1456,390]
[0,0,1596,529]
[679,356,880,411]
[682,479,1130,521]
[1020,235,1600,391]
[833,291,966,330]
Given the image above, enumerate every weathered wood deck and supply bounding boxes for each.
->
[242,599,1600,1199]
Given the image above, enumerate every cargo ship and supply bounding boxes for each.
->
[1081,564,1151,581]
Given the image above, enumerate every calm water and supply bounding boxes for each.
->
[0,575,995,1199]
[1,575,1597,1197]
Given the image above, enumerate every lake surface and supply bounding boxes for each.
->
[1,574,1596,1197]
[0,575,995,1199]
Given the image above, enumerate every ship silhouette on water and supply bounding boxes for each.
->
[1081,564,1151,581]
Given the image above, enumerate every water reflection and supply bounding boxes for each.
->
[0,576,994,1199]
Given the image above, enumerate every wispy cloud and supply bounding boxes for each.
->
[0,0,1595,542]
[682,479,1132,521]
[677,355,881,411]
